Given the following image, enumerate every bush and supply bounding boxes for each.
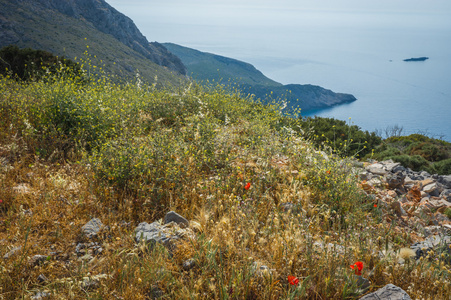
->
[390,155,429,172]
[370,145,402,160]
[299,116,381,157]
[427,158,451,175]
[371,134,451,174]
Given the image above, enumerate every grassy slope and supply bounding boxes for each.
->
[0,70,449,299]
[0,1,184,86]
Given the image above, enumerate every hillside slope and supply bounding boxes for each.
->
[164,43,356,111]
[0,0,186,84]
[164,43,281,87]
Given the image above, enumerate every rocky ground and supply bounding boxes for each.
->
[2,159,450,299]
[360,160,451,260]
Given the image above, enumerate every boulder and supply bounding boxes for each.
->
[440,189,451,202]
[382,161,402,172]
[386,172,405,189]
[366,164,387,176]
[359,284,411,300]
[134,220,193,251]
[438,175,451,189]
[81,218,104,238]
[423,183,440,197]
[164,211,189,228]
[135,221,173,246]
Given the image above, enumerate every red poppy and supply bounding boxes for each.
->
[326,170,331,174]
[287,275,299,286]
[244,182,251,190]
[350,261,363,275]
[374,204,377,208]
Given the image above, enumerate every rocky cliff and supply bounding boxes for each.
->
[0,0,186,75]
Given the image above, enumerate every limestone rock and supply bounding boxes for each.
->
[386,172,405,189]
[438,175,451,189]
[423,183,440,197]
[81,218,104,238]
[383,161,402,172]
[135,222,172,246]
[366,163,387,176]
[359,284,411,300]
[164,211,189,228]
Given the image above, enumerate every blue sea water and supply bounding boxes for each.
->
[110,4,451,141]
[193,21,451,141]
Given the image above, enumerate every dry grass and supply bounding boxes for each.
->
[0,69,450,299]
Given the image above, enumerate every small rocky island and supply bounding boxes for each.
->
[404,57,429,62]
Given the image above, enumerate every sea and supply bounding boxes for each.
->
[113,4,451,141]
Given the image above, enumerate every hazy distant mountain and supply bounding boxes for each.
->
[164,43,356,112]
[163,43,281,87]
[0,0,186,84]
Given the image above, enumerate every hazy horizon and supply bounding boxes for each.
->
[105,0,451,66]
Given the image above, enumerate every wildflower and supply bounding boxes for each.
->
[288,275,299,286]
[0,199,2,204]
[374,204,377,208]
[244,182,251,190]
[326,170,331,175]
[350,261,363,275]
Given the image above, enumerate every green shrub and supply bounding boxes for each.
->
[370,145,402,160]
[427,158,451,175]
[299,116,381,157]
[390,155,429,172]
[407,142,449,162]
[370,134,451,174]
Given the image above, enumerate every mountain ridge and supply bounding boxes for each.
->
[0,0,186,84]
[163,43,356,112]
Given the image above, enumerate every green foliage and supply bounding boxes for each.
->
[299,116,381,158]
[0,45,81,81]
[444,208,451,219]
[427,158,451,175]
[390,155,430,172]
[370,134,451,174]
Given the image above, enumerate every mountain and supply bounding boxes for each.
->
[0,0,186,85]
[163,43,281,87]
[164,43,356,112]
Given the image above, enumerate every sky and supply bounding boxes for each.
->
[105,0,451,44]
